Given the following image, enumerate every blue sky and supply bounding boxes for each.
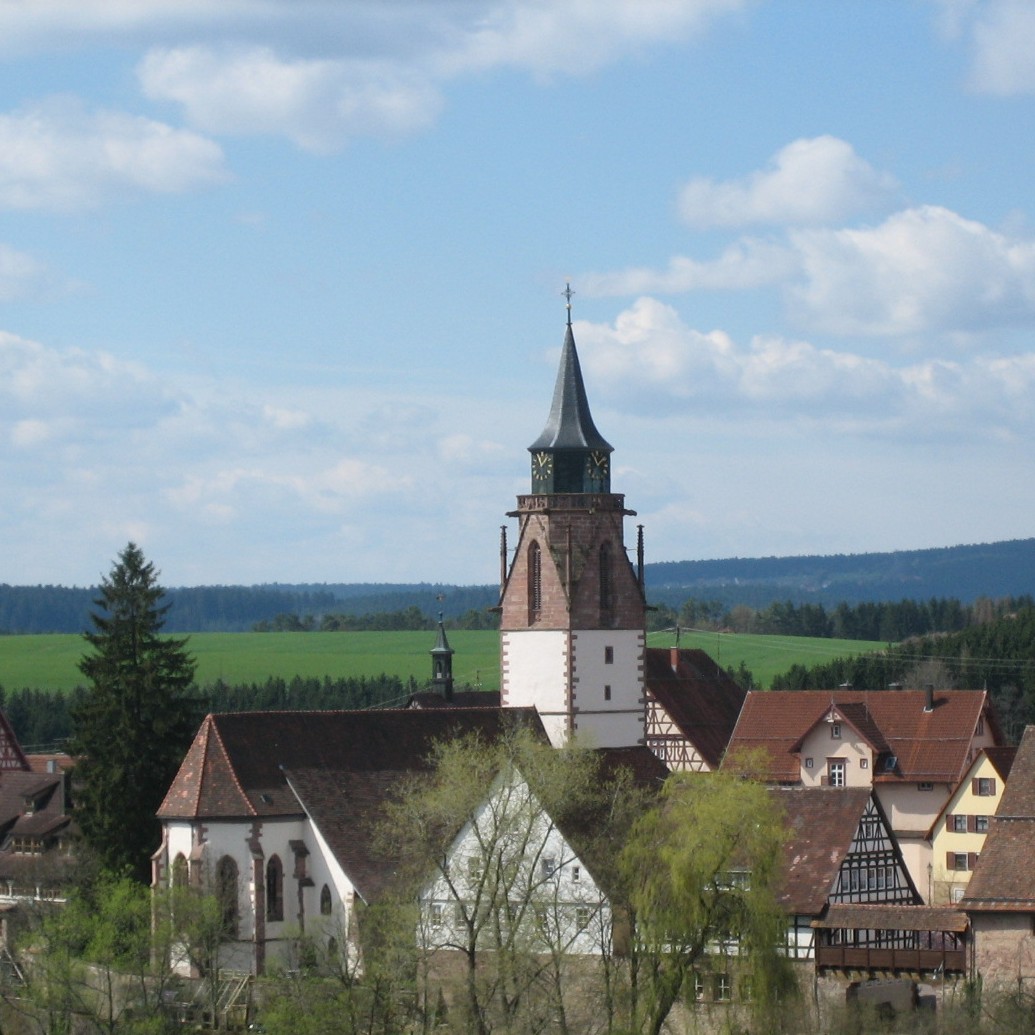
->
[3,0,1035,588]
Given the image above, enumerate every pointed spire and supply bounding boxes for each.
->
[529,295,612,454]
[430,612,454,700]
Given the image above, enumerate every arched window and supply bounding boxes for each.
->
[528,541,542,622]
[599,542,613,615]
[171,853,187,888]
[216,856,239,938]
[320,884,333,916]
[266,855,284,922]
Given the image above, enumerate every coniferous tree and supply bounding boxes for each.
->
[70,543,200,882]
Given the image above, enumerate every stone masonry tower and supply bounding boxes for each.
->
[499,291,647,747]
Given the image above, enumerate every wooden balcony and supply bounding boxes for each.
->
[816,944,966,974]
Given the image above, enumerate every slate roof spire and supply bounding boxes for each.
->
[528,284,613,494]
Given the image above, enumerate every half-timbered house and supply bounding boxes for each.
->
[727,687,1002,897]
[772,787,920,963]
[643,648,745,771]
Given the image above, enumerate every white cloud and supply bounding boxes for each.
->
[575,297,1035,434]
[677,136,897,228]
[937,0,1035,95]
[0,97,228,211]
[583,237,798,295]
[789,205,1035,336]
[440,0,750,79]
[139,46,443,153]
[0,331,174,427]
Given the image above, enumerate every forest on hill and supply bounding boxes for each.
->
[771,603,1035,744]
[2,537,1033,634]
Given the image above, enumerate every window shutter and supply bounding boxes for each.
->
[972,778,979,794]
[968,814,976,833]
[990,779,997,795]
[968,852,979,870]
[946,851,955,868]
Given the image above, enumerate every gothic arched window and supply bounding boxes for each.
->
[320,884,333,916]
[266,855,284,921]
[171,853,187,888]
[528,541,542,623]
[216,856,239,937]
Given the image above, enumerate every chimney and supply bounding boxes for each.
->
[924,684,934,712]
[670,646,681,673]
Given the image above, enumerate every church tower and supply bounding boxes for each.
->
[499,290,647,747]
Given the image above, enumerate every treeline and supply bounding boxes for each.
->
[646,595,1031,642]
[254,606,500,632]
[2,674,434,753]
[771,604,1035,743]
[646,537,1035,606]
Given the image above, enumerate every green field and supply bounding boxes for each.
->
[0,629,884,694]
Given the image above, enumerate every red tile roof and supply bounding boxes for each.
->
[770,786,873,915]
[644,647,746,768]
[963,725,1035,912]
[158,708,547,820]
[727,689,993,784]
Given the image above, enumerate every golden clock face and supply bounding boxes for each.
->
[533,452,553,477]
[588,451,609,477]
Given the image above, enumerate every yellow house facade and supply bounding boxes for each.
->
[929,747,1016,905]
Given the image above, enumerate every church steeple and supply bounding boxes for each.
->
[430,613,454,700]
[499,287,647,749]
[528,287,613,494]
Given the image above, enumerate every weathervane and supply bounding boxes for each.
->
[563,282,574,326]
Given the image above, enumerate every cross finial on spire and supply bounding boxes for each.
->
[563,282,574,326]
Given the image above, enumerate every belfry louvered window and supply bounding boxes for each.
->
[528,541,542,622]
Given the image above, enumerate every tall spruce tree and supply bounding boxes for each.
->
[71,543,200,882]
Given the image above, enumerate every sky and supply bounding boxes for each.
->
[3,0,1035,589]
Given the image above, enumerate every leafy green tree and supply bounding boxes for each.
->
[621,769,794,1035]
[70,543,200,882]
[377,728,647,1035]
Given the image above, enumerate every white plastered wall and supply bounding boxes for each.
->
[502,629,644,748]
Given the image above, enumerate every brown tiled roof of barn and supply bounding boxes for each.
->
[770,787,874,915]
[644,647,746,769]
[158,708,547,821]
[963,726,1035,912]
[727,689,994,784]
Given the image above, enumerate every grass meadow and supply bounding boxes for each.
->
[0,629,885,695]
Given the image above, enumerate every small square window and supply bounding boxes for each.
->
[860,758,869,770]
[952,815,968,833]
[804,757,814,769]
[430,903,443,928]
[977,777,995,796]
[918,782,934,791]
[572,866,580,883]
[953,853,968,871]
[976,815,990,833]
[604,646,614,664]
[575,906,590,930]
[831,722,842,739]
[604,684,611,701]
